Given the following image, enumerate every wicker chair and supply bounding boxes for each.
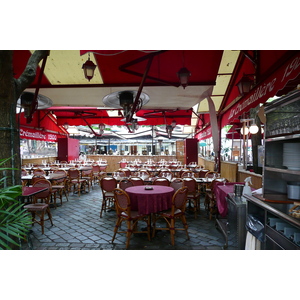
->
[153,177,170,186]
[129,176,144,186]
[111,188,151,249]
[32,168,46,176]
[170,178,184,191]
[100,177,118,217]
[182,177,201,219]
[81,168,94,190]
[204,179,228,220]
[68,168,88,197]
[181,170,195,178]
[50,169,69,206]
[152,186,189,246]
[119,178,133,190]
[24,179,54,234]
[118,168,131,177]
[91,164,101,184]
[158,170,173,181]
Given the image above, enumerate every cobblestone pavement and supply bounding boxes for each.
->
[21,184,238,250]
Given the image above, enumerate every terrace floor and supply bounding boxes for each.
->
[21,184,238,250]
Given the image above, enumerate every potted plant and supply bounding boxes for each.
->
[0,157,32,250]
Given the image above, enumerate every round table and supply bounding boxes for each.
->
[125,185,174,215]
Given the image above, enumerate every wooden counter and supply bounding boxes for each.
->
[87,155,177,173]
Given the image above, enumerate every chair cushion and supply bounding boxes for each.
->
[104,191,114,197]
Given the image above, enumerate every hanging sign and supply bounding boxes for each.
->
[20,127,64,142]
[195,126,212,140]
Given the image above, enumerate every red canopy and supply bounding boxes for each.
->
[50,107,192,126]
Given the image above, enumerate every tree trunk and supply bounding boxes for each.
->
[0,50,20,186]
[0,50,49,186]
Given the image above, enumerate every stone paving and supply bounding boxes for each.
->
[21,184,238,250]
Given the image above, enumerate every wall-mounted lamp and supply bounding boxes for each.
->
[82,53,97,81]
[177,67,191,89]
[236,75,253,96]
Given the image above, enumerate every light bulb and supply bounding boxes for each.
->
[241,126,249,135]
[249,124,259,134]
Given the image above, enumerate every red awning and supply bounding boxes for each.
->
[18,110,67,141]
[195,125,212,140]
[221,51,300,127]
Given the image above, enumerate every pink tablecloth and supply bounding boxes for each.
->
[125,185,174,215]
[214,183,242,217]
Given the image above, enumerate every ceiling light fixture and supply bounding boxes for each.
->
[82,53,97,81]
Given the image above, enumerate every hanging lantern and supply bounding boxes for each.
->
[236,75,253,96]
[177,67,191,89]
[82,54,96,81]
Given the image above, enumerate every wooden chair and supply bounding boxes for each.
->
[100,177,118,217]
[170,178,184,191]
[24,179,54,234]
[153,177,170,186]
[68,168,88,197]
[152,186,189,246]
[111,188,151,249]
[129,176,144,186]
[182,177,201,219]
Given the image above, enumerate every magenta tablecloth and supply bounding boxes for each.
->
[22,186,47,197]
[214,183,242,217]
[125,185,174,215]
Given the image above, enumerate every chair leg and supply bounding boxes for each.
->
[47,207,53,226]
[181,215,190,239]
[170,219,175,246]
[40,210,45,234]
[152,215,157,238]
[126,220,133,249]
[147,216,151,241]
[112,217,122,242]
[100,197,109,217]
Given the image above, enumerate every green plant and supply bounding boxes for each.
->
[0,157,32,250]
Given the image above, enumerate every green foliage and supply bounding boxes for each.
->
[0,158,31,250]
